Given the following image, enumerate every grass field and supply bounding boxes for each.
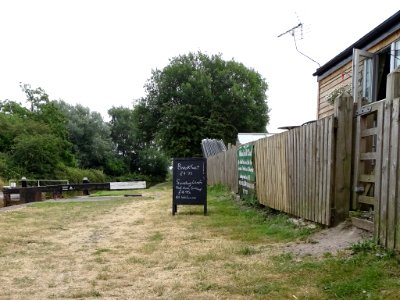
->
[0,183,399,299]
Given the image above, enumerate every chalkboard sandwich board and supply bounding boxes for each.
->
[172,157,207,215]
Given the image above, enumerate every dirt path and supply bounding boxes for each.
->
[0,188,372,299]
[284,220,372,257]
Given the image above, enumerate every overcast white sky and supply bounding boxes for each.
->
[0,1,398,133]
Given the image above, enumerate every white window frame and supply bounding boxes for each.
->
[363,58,373,101]
[390,40,400,70]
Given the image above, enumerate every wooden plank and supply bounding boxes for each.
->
[396,100,400,250]
[270,136,275,208]
[368,31,400,53]
[360,152,377,160]
[278,135,283,210]
[323,118,330,224]
[291,130,297,216]
[262,138,268,206]
[292,128,299,216]
[271,136,276,209]
[320,118,326,224]
[359,174,375,183]
[282,133,289,212]
[316,120,323,223]
[358,195,375,205]
[294,128,300,218]
[287,131,293,215]
[361,127,378,137]
[311,123,317,223]
[262,139,267,204]
[277,135,281,210]
[316,120,322,224]
[308,124,313,222]
[308,123,314,222]
[319,64,352,89]
[327,117,335,226]
[320,73,350,91]
[257,141,263,203]
[352,113,362,209]
[301,126,306,220]
[254,141,261,202]
[265,138,269,205]
[304,125,309,220]
[380,99,392,247]
[388,98,399,249]
[318,110,334,120]
[333,93,353,224]
[267,137,273,207]
[255,141,261,203]
[319,62,352,83]
[374,101,385,240]
[351,217,374,232]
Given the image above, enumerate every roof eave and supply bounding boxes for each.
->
[313,10,400,79]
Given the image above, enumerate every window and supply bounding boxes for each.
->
[391,40,400,69]
[354,39,400,104]
[363,58,373,101]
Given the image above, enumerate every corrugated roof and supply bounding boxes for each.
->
[201,139,227,158]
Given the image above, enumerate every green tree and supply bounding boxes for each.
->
[108,105,169,179]
[0,88,76,179]
[108,106,137,157]
[136,147,169,181]
[142,52,269,157]
[10,134,65,178]
[60,102,114,169]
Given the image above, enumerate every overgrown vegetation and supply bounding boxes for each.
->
[0,83,169,184]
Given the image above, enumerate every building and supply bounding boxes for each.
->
[314,10,400,119]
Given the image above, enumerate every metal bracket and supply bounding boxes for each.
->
[354,186,365,193]
[355,106,372,116]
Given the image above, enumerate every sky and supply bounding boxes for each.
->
[0,1,399,133]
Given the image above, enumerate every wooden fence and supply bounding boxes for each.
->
[207,146,238,193]
[207,94,353,227]
[254,117,335,225]
[374,97,400,249]
[206,68,400,250]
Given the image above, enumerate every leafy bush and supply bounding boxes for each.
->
[136,147,170,181]
[104,157,128,177]
[55,166,107,183]
[0,152,24,180]
[10,134,65,178]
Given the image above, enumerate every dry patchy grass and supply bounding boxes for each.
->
[0,184,399,299]
[0,186,288,299]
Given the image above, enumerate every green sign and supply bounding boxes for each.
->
[238,144,255,195]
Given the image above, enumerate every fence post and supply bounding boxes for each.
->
[386,66,400,100]
[333,91,353,225]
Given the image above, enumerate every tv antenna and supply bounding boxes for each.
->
[277,15,320,67]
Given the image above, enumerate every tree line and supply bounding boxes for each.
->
[0,52,269,184]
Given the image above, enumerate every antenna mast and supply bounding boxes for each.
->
[277,16,320,67]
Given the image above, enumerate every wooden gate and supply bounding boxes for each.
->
[352,100,384,211]
[353,97,400,249]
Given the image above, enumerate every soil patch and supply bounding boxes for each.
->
[284,220,373,257]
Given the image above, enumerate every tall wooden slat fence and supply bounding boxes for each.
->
[206,69,400,250]
[375,96,400,250]
[206,94,352,227]
[207,146,238,193]
[254,117,335,225]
